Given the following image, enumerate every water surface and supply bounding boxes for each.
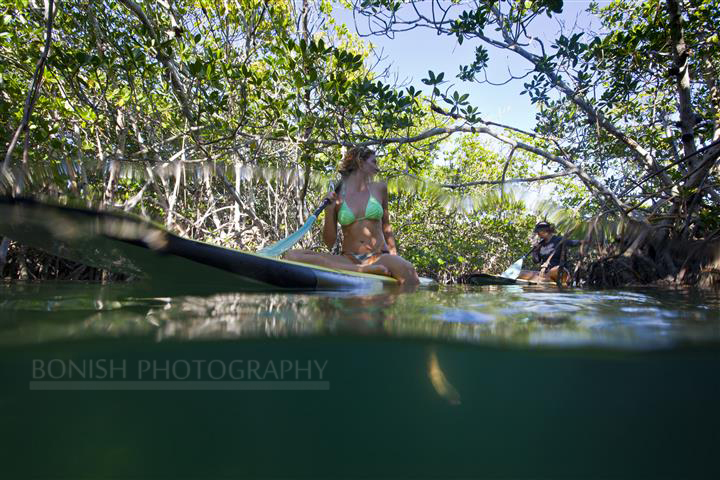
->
[1,282,718,349]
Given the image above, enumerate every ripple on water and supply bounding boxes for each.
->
[0,283,718,350]
[434,308,494,324]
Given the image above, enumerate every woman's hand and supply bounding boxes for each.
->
[324,190,338,205]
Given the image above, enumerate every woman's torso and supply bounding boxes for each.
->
[336,182,388,254]
[537,235,563,265]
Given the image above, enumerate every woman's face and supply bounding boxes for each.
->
[361,154,380,175]
[536,229,552,240]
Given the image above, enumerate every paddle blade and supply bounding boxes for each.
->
[500,256,525,279]
[258,215,318,257]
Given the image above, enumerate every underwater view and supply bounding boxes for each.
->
[1,282,718,479]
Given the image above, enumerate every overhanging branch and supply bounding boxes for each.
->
[442,171,574,189]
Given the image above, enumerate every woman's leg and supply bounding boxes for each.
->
[545,266,571,285]
[518,267,567,285]
[517,269,542,282]
[284,250,390,276]
[374,254,420,285]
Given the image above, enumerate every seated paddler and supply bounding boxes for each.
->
[518,221,582,284]
[285,147,419,285]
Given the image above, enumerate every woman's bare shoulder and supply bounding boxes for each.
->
[371,181,388,193]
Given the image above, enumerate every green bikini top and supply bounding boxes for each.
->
[337,190,384,226]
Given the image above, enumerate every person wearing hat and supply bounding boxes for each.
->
[518,221,581,284]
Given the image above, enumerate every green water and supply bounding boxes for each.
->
[1,282,719,479]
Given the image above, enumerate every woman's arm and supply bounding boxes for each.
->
[380,183,397,255]
[322,193,338,250]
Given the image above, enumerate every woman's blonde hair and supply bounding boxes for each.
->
[338,146,375,176]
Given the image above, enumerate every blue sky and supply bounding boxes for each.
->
[333,1,612,131]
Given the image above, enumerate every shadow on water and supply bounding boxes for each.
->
[0,282,719,478]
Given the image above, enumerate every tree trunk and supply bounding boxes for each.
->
[297,0,314,218]
[17,245,29,281]
[3,0,55,169]
[0,237,9,277]
[666,0,699,176]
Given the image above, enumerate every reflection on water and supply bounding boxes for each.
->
[1,282,718,349]
[428,348,462,405]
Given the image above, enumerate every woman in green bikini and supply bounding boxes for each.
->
[285,147,419,285]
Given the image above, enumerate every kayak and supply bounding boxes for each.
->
[463,273,529,286]
[463,272,563,286]
[0,197,399,292]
